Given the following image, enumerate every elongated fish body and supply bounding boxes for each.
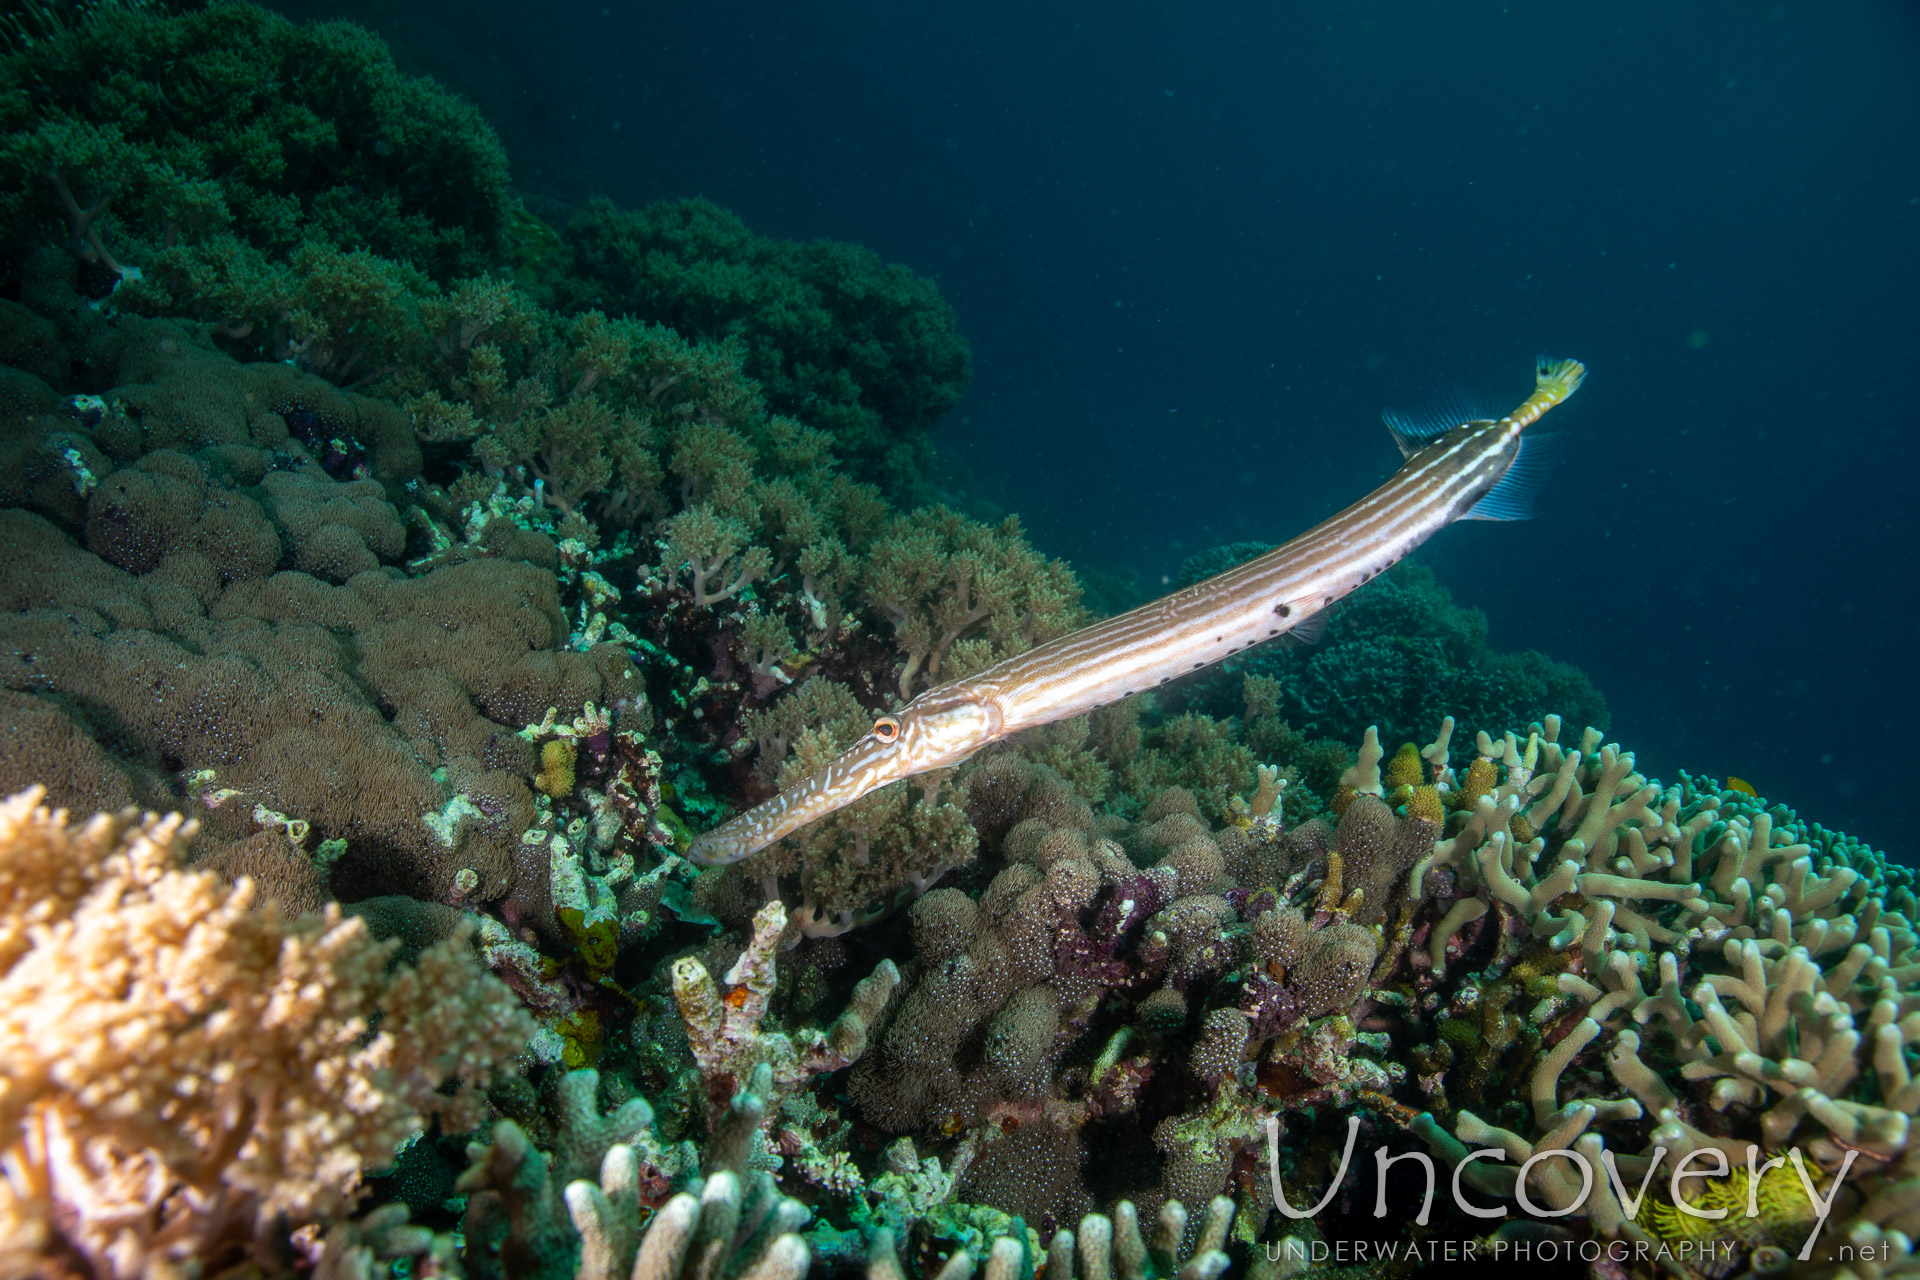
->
[688,358,1585,865]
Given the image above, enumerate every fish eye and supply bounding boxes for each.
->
[872,716,901,744]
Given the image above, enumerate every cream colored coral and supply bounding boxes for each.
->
[673,899,900,1110]
[1404,718,1920,1269]
[0,787,533,1278]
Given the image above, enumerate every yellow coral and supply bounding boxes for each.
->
[1451,756,1497,811]
[1635,1162,1817,1253]
[556,1008,605,1069]
[1384,742,1424,791]
[1406,784,1444,826]
[1313,851,1346,916]
[536,737,577,798]
[558,904,618,974]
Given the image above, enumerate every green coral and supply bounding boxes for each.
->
[0,2,511,290]
[555,906,616,976]
[1117,711,1262,824]
[551,196,971,497]
[658,505,773,608]
[747,777,980,940]
[862,506,1085,700]
[741,676,871,786]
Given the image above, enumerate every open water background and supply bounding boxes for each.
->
[272,0,1920,855]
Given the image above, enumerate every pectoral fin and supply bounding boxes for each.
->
[1464,433,1562,521]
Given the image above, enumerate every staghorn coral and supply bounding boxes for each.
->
[1349,713,1920,1275]
[358,1064,805,1280]
[0,787,533,1278]
[11,18,1911,1275]
[865,1196,1233,1280]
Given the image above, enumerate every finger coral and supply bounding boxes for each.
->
[1378,715,1920,1273]
[673,900,901,1117]
[6,11,1910,1276]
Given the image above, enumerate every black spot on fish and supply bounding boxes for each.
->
[1323,596,1332,605]
[1192,662,1203,670]
[1268,629,1279,636]
[1275,603,1292,617]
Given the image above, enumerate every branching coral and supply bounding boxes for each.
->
[659,505,774,609]
[1378,714,1920,1273]
[0,787,534,1277]
[673,900,901,1116]
[862,506,1084,700]
[1,4,511,292]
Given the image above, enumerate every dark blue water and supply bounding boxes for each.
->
[274,0,1920,855]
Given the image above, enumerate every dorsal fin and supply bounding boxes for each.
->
[1381,391,1495,458]
[1464,433,1562,521]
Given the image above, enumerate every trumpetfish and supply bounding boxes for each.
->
[688,356,1586,866]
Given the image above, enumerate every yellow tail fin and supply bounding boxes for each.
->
[1508,356,1586,428]
[1536,355,1586,400]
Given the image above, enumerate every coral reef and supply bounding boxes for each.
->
[1328,713,1920,1276]
[3,7,1912,1280]
[673,899,900,1114]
